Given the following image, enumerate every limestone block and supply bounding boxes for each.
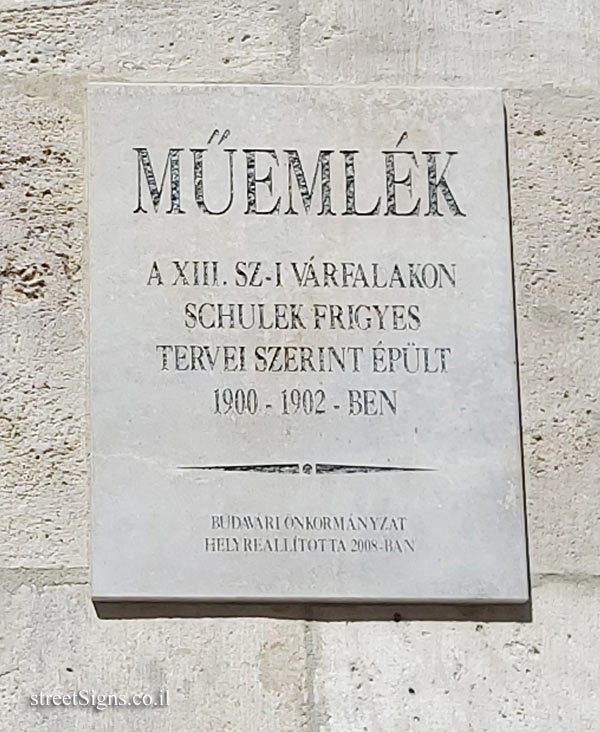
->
[0,0,295,81]
[299,0,600,87]
[506,90,600,574]
[0,84,87,568]
[0,580,309,732]
[310,578,600,731]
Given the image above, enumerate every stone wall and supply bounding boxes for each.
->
[1,2,598,730]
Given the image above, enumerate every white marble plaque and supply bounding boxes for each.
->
[88,84,529,603]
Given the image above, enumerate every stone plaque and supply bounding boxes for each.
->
[88,84,529,603]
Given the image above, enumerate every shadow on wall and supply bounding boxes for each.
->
[94,600,532,623]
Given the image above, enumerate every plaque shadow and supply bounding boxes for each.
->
[94,599,531,622]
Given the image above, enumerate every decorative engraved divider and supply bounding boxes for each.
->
[178,463,436,475]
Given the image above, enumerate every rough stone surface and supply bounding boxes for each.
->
[506,89,600,575]
[0,83,87,568]
[1,578,598,730]
[0,0,295,81]
[299,0,599,87]
[0,580,310,732]
[310,578,600,731]
[1,1,598,730]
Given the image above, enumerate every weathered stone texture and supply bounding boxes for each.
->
[299,0,599,87]
[0,0,295,80]
[0,581,310,732]
[310,579,600,731]
[0,84,86,567]
[1,579,598,731]
[506,90,600,575]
